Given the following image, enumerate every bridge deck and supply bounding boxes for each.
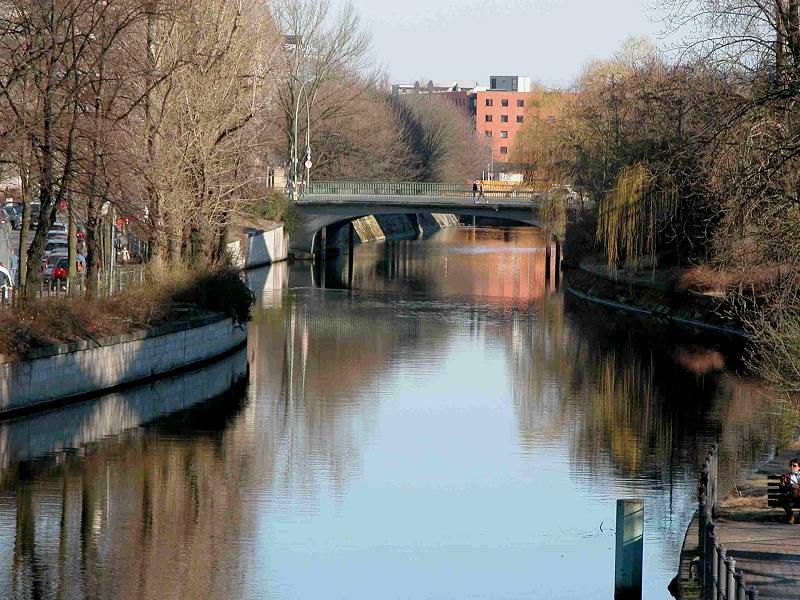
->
[298,193,543,210]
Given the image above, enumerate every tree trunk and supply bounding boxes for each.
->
[17,164,31,293]
[145,4,165,271]
[67,199,77,290]
[85,197,101,298]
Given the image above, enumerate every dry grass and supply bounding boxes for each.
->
[673,264,783,294]
[0,265,253,359]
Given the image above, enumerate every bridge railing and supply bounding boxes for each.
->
[306,181,544,199]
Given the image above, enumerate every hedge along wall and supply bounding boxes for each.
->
[0,314,247,416]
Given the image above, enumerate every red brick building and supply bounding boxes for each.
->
[474,90,575,166]
[475,91,529,161]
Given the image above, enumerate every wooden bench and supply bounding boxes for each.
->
[768,474,800,509]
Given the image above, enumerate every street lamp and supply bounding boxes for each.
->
[291,79,313,202]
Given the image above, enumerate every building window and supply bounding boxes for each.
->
[500,131,508,138]
[501,99,509,107]
[517,99,525,108]
[500,146,508,155]
[512,79,518,90]
[485,115,493,122]
[491,77,497,89]
[485,99,493,107]
[500,115,508,123]
[516,115,524,123]
[485,131,492,138]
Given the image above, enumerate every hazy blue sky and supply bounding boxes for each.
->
[346,0,668,88]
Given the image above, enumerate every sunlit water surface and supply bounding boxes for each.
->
[0,226,792,599]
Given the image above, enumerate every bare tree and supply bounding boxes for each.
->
[272,0,375,189]
[0,0,152,297]
[393,94,483,183]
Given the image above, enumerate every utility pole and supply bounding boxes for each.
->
[291,79,313,201]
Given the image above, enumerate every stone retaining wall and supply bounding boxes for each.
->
[0,314,247,415]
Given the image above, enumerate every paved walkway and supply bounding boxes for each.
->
[711,445,800,598]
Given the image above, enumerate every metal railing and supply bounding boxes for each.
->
[0,265,146,309]
[698,445,760,599]
[305,181,547,200]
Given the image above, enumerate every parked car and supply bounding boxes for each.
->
[3,205,21,229]
[49,221,67,234]
[43,240,69,256]
[50,255,86,284]
[0,262,12,301]
[41,250,67,279]
[46,232,68,243]
[29,202,41,227]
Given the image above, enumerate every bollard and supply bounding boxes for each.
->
[726,557,736,598]
[615,499,644,600]
[717,545,727,600]
[735,571,746,600]
[709,530,719,600]
[699,499,708,560]
[705,519,715,595]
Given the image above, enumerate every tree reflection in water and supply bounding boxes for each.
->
[0,227,794,600]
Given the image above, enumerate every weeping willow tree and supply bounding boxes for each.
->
[540,187,569,241]
[596,163,678,270]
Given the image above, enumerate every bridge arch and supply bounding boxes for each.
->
[292,200,548,257]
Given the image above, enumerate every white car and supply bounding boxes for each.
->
[43,240,68,256]
[0,263,12,301]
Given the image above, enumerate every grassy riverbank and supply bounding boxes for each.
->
[0,266,253,358]
[567,258,742,333]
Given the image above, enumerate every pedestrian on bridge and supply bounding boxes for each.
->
[472,180,479,203]
[479,181,486,203]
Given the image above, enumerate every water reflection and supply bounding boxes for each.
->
[0,227,791,599]
[0,349,250,600]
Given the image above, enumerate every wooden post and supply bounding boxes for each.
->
[347,222,354,288]
[545,239,552,282]
[319,226,327,261]
[554,237,561,286]
[615,499,644,600]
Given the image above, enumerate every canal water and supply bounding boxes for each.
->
[0,226,792,599]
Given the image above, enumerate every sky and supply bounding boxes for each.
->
[344,0,671,88]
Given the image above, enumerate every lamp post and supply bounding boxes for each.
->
[291,79,313,202]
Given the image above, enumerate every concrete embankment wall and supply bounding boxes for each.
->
[0,347,248,470]
[328,213,459,249]
[0,314,247,416]
[228,224,289,268]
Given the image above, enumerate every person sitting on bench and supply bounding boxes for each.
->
[779,458,800,523]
